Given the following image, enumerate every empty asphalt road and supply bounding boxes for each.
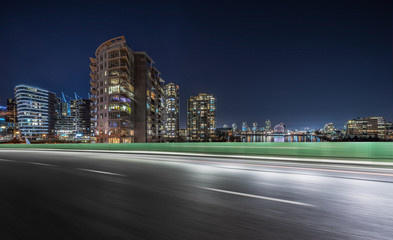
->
[0,149,392,240]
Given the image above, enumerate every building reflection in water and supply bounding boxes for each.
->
[245,135,320,142]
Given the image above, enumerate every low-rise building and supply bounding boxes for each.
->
[346,117,387,138]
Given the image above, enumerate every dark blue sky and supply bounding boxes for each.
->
[0,0,391,129]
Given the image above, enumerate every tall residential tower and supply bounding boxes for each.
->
[89,36,135,143]
[164,83,180,141]
[89,36,165,143]
[133,52,165,143]
[187,93,216,142]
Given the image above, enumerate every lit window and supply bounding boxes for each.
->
[108,86,120,94]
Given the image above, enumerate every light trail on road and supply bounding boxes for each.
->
[0,149,392,240]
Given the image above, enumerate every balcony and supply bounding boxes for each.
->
[89,87,96,95]
[108,98,131,106]
[89,65,97,72]
[90,72,96,80]
[90,80,97,88]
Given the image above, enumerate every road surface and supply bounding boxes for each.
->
[0,149,392,239]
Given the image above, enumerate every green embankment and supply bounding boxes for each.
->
[0,142,392,161]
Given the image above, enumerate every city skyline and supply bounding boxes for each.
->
[0,0,391,129]
[1,2,393,239]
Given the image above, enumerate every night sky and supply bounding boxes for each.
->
[0,0,391,129]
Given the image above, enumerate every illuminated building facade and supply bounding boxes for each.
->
[0,106,7,122]
[71,99,92,138]
[179,128,187,142]
[56,98,92,141]
[90,36,165,143]
[265,119,271,132]
[134,52,165,143]
[323,123,335,133]
[6,99,17,127]
[252,122,258,132]
[346,117,387,138]
[5,99,17,136]
[56,98,74,138]
[0,106,13,139]
[385,122,393,139]
[187,93,216,142]
[164,83,179,142]
[90,36,135,143]
[215,127,232,141]
[274,122,285,133]
[15,85,57,139]
[242,122,247,132]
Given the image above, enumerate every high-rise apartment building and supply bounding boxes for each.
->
[346,117,387,138]
[90,36,135,143]
[15,85,57,139]
[164,83,180,142]
[90,36,165,143]
[134,52,165,143]
[187,93,216,142]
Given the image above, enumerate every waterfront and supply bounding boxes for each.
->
[242,135,321,142]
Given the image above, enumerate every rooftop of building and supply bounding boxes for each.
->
[15,84,55,94]
[134,51,155,64]
[95,36,128,56]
